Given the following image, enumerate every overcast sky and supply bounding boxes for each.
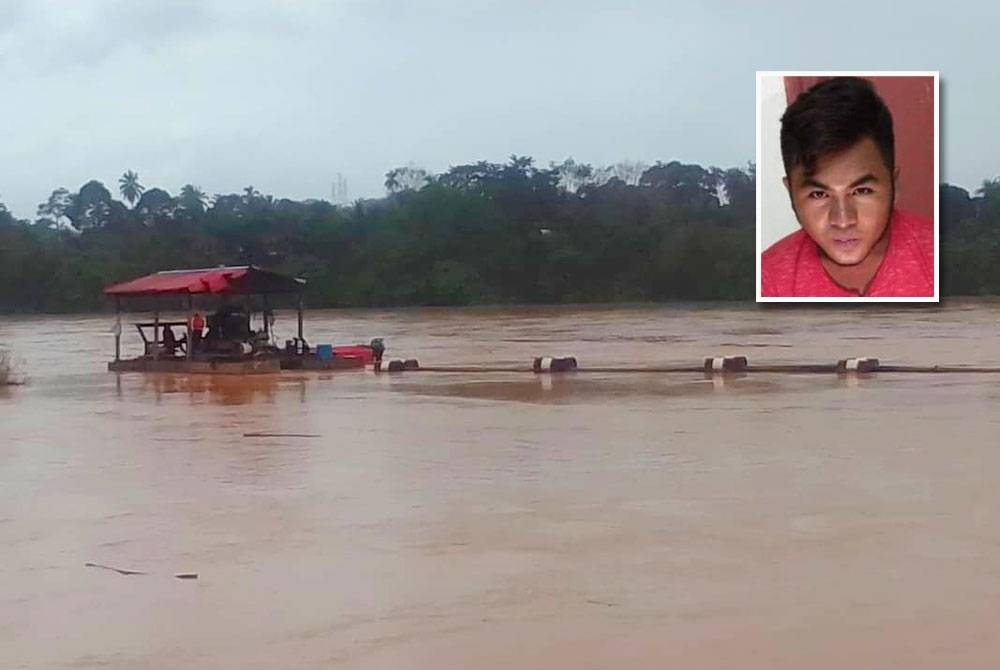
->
[1,1,997,218]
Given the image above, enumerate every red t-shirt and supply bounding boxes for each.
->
[760,209,935,298]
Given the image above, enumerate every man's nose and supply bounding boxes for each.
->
[829,196,857,228]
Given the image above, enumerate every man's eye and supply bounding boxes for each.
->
[853,186,874,196]
[807,190,827,200]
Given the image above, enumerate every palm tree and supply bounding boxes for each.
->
[119,170,144,207]
[384,169,401,194]
[179,184,208,214]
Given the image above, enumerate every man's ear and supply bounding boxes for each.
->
[782,175,790,193]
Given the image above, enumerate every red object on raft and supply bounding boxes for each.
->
[331,346,375,364]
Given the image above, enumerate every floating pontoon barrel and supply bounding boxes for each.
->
[836,357,880,373]
[532,356,578,373]
[375,359,406,373]
[402,359,420,371]
[703,356,749,373]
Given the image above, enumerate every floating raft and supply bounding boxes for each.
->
[112,354,1000,377]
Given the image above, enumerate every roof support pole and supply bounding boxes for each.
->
[297,293,304,342]
[244,293,251,333]
[262,294,270,339]
[114,296,121,362]
[186,294,194,361]
[153,311,160,360]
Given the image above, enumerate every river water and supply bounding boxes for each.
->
[2,303,1000,669]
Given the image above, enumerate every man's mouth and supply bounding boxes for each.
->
[831,238,860,251]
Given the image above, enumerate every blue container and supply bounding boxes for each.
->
[316,344,333,361]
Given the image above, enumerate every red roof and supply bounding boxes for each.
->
[104,266,305,297]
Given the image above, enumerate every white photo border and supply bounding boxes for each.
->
[755,70,940,304]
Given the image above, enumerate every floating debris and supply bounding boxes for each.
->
[85,562,147,576]
[86,562,198,579]
[585,598,621,607]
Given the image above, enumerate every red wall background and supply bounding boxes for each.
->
[784,76,935,222]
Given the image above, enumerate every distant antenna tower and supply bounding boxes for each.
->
[331,173,349,204]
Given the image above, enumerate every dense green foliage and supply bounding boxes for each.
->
[0,158,996,313]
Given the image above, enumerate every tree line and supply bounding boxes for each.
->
[0,157,997,312]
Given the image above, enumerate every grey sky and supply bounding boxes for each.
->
[1,1,997,219]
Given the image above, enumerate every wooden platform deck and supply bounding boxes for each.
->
[108,357,281,375]
[108,352,371,375]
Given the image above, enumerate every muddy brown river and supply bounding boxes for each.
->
[2,303,1000,668]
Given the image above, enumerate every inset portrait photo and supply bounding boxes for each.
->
[756,71,939,302]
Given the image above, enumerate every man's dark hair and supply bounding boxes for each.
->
[780,77,895,177]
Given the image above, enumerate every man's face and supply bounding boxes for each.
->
[784,137,896,266]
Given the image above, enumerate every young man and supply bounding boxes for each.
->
[760,77,934,298]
